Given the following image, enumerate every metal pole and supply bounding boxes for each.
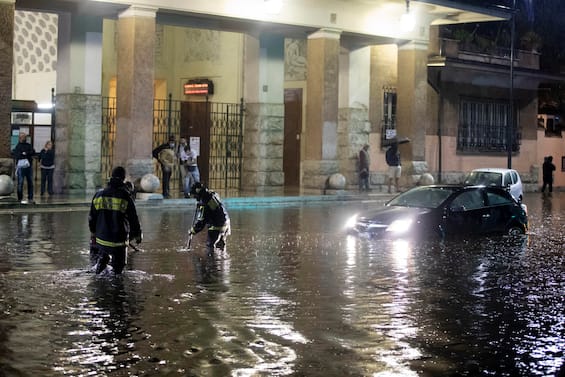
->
[167,93,172,137]
[507,0,516,169]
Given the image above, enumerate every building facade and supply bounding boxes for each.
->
[1,0,561,196]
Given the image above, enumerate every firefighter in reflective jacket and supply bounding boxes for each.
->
[189,182,230,252]
[89,166,142,274]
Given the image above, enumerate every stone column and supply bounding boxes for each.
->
[0,0,14,170]
[241,34,285,194]
[115,6,156,180]
[396,40,430,184]
[55,13,103,196]
[303,29,341,191]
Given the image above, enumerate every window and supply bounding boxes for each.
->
[457,98,521,153]
[486,191,512,206]
[450,190,485,211]
[381,87,397,148]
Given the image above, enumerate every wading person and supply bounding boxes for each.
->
[189,182,230,253]
[89,166,142,274]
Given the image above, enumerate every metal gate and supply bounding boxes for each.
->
[101,96,244,196]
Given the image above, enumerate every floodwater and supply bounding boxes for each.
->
[0,193,563,377]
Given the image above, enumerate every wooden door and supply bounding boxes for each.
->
[180,101,210,185]
[284,89,302,189]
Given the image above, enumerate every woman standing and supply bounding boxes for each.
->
[39,140,55,196]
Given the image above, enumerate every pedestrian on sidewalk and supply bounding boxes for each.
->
[386,142,401,194]
[11,132,36,204]
[89,166,142,274]
[153,135,176,198]
[39,140,55,197]
[358,144,370,191]
[183,142,200,198]
[541,155,556,194]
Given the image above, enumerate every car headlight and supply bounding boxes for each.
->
[344,214,358,229]
[385,218,413,234]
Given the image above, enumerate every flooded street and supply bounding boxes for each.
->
[0,193,563,376]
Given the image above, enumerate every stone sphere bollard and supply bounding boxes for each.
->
[140,174,160,193]
[328,173,346,190]
[419,173,435,186]
[0,175,14,196]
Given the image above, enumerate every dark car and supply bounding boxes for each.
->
[345,185,528,239]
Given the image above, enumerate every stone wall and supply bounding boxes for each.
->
[242,102,284,193]
[55,93,102,196]
[338,106,370,190]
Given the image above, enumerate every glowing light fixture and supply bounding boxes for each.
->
[264,0,282,15]
[400,0,415,32]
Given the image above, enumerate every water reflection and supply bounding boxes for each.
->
[0,194,563,376]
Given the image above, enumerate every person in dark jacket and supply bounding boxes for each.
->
[189,182,230,253]
[89,166,142,274]
[152,135,176,198]
[541,155,556,194]
[39,140,55,196]
[11,132,36,203]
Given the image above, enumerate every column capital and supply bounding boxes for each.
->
[398,40,429,51]
[308,28,341,40]
[119,5,157,19]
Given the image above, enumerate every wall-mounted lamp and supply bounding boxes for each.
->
[400,0,415,32]
[264,0,283,15]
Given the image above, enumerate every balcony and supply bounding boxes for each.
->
[429,38,540,71]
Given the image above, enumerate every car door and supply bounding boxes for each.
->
[444,189,489,236]
[481,189,518,233]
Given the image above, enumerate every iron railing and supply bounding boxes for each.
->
[101,96,244,195]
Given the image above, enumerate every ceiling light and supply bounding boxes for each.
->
[264,0,282,15]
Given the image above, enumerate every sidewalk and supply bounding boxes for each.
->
[0,189,394,213]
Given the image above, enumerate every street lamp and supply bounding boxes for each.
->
[400,0,415,32]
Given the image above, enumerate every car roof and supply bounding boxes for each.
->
[470,168,517,174]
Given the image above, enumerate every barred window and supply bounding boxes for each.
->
[457,98,521,153]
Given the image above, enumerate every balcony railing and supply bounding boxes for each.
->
[432,38,539,70]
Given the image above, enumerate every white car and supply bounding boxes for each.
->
[463,168,523,202]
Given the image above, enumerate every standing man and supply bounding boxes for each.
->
[178,137,189,195]
[358,144,370,191]
[184,143,200,198]
[89,166,142,274]
[11,132,36,204]
[541,155,556,194]
[386,142,401,194]
[152,135,176,198]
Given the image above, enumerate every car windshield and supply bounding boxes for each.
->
[464,171,502,187]
[388,187,456,209]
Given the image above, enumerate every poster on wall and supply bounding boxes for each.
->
[33,126,51,152]
[189,137,200,156]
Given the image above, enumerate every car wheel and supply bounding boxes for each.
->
[507,225,524,236]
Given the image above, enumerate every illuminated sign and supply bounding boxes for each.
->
[184,79,214,96]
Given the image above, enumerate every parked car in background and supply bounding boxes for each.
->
[344,185,528,240]
[463,168,523,202]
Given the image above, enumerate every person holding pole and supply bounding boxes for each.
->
[188,182,230,253]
